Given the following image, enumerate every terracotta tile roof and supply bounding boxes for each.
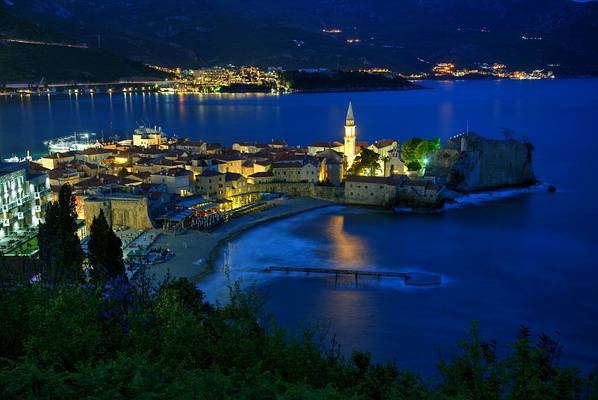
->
[309,141,343,148]
[156,159,183,166]
[215,154,245,162]
[272,162,304,169]
[128,171,151,180]
[132,147,163,155]
[207,143,223,150]
[178,140,205,147]
[199,170,224,177]
[43,152,75,159]
[77,147,113,155]
[48,168,79,179]
[276,154,304,162]
[153,168,192,177]
[373,139,397,148]
[135,157,159,165]
[225,172,243,182]
[249,171,274,178]
[235,141,257,147]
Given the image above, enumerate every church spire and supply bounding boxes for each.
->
[343,101,357,168]
[345,101,355,126]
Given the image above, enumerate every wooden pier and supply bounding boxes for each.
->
[263,266,441,286]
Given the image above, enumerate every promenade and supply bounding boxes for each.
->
[148,197,333,284]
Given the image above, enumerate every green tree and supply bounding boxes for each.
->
[88,209,125,283]
[38,184,84,284]
[402,137,441,165]
[402,138,423,164]
[406,161,421,171]
[158,277,213,317]
[506,326,583,400]
[415,137,441,163]
[438,321,504,399]
[0,282,595,399]
[347,148,380,176]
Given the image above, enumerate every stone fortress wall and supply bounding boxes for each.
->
[82,195,154,230]
[253,182,346,202]
[433,133,535,192]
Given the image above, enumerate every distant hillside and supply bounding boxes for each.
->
[281,71,419,92]
[0,5,166,83]
[3,0,597,75]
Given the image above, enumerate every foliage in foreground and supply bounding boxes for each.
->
[88,209,125,283]
[0,276,596,400]
[37,184,85,284]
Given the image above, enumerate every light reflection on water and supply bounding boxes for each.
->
[325,214,371,268]
[203,191,598,375]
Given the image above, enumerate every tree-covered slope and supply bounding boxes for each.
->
[0,5,165,83]
[3,0,598,74]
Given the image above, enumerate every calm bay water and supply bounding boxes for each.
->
[1,80,597,374]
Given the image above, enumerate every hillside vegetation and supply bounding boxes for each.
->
[281,71,418,92]
[0,5,165,83]
[0,275,596,399]
[4,0,597,74]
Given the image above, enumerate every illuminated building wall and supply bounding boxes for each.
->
[0,163,51,238]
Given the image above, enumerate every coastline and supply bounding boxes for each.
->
[147,197,335,285]
[145,181,545,285]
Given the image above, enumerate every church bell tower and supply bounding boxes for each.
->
[344,102,356,169]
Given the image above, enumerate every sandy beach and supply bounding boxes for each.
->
[147,197,334,284]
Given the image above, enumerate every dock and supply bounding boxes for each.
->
[263,266,441,286]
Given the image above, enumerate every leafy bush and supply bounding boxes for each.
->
[407,161,422,171]
[402,137,441,165]
[0,278,594,399]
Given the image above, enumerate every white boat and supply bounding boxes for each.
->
[3,151,33,163]
[44,132,100,153]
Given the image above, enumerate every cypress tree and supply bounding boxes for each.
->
[38,184,84,283]
[88,209,125,283]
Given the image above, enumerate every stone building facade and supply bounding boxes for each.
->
[344,175,402,206]
[82,194,153,230]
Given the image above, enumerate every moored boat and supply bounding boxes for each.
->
[43,132,100,153]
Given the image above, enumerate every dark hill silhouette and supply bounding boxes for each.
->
[3,0,597,75]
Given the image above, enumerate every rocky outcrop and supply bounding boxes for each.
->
[432,133,535,192]
[425,149,460,178]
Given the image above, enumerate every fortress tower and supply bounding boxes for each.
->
[344,102,356,169]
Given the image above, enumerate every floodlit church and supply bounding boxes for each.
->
[308,102,405,178]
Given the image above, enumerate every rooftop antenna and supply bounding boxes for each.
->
[466,120,469,134]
